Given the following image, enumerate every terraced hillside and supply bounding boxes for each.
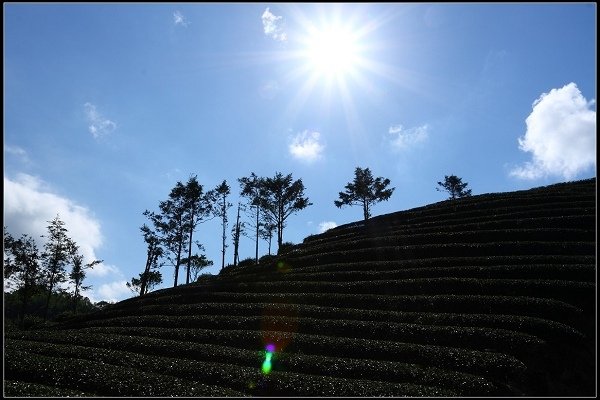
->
[4,178,596,397]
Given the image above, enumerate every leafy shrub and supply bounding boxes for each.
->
[277,242,295,255]
[238,257,256,268]
[258,254,277,265]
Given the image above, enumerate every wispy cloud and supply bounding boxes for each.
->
[388,124,429,151]
[173,10,189,27]
[318,221,337,233]
[5,145,30,163]
[289,130,325,163]
[84,102,116,139]
[262,7,287,41]
[259,80,280,99]
[510,82,596,180]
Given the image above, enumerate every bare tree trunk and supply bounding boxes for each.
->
[255,205,260,264]
[221,196,227,270]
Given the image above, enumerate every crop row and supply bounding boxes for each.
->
[45,312,558,359]
[294,229,595,258]
[70,301,585,345]
[99,292,586,329]
[303,215,595,248]
[8,326,529,383]
[4,347,244,397]
[308,203,594,246]
[5,336,509,396]
[283,242,595,269]
[221,254,595,278]
[217,264,595,286]
[275,255,596,275]
[185,277,594,312]
[3,380,96,397]
[319,199,594,236]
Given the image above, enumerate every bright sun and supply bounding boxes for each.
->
[304,25,360,78]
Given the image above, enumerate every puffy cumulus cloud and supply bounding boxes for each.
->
[173,10,189,27]
[262,7,287,41]
[3,173,104,267]
[84,102,116,139]
[93,280,131,303]
[318,221,337,233]
[388,124,429,151]
[289,130,325,163]
[510,83,596,180]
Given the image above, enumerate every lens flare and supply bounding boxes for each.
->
[261,344,276,375]
[277,261,291,273]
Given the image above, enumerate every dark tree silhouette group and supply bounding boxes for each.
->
[4,216,102,326]
[5,168,473,307]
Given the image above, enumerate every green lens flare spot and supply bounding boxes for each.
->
[261,352,273,374]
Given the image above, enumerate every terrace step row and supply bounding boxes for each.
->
[108,292,587,331]
[302,215,595,248]
[281,242,595,273]
[7,327,529,390]
[4,335,515,396]
[223,254,595,278]
[289,228,595,259]
[162,278,595,314]
[306,192,595,244]
[212,264,596,286]
[305,199,595,244]
[63,301,585,345]
[4,347,243,397]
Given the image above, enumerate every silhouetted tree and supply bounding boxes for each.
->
[40,215,77,321]
[437,175,472,199]
[127,270,162,295]
[239,173,266,264]
[231,202,245,267]
[261,172,312,250]
[334,167,395,221]
[183,175,215,285]
[144,181,189,287]
[134,224,164,296]
[144,176,215,287]
[259,214,277,255]
[69,247,102,313]
[181,254,213,281]
[4,228,43,326]
[213,180,232,270]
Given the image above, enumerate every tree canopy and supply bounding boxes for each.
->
[436,175,472,199]
[334,167,395,221]
[261,172,312,250]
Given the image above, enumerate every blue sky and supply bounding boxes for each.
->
[4,3,596,303]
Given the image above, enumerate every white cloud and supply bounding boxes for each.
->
[87,263,121,278]
[84,102,116,139]
[173,10,189,27]
[3,173,104,266]
[262,7,287,41]
[388,124,429,151]
[510,83,596,180]
[289,130,325,163]
[318,221,337,233]
[94,280,131,303]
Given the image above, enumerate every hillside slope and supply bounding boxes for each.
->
[5,178,596,396]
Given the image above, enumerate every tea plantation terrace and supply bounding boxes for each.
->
[4,178,596,396]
